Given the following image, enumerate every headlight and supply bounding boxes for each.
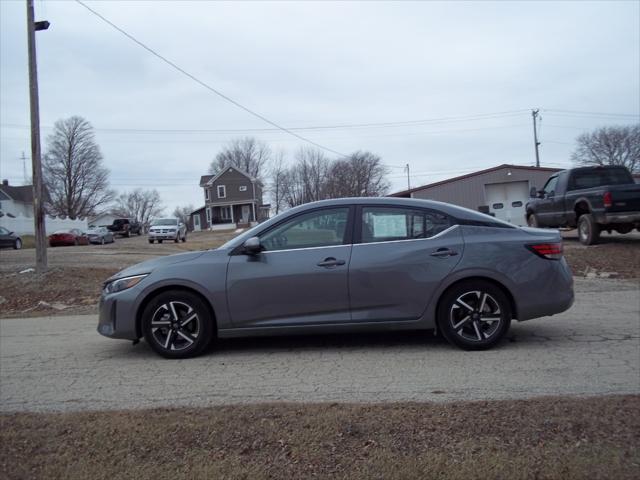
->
[103,274,148,294]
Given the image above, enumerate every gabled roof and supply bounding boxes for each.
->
[190,205,206,215]
[0,184,34,203]
[390,164,562,197]
[201,166,256,187]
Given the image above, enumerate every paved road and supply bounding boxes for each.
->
[1,278,638,412]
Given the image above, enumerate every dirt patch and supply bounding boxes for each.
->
[562,232,640,279]
[1,395,638,480]
[0,267,118,318]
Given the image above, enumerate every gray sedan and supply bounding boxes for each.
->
[98,198,574,358]
[87,226,115,245]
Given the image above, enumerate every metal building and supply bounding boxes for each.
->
[390,164,560,226]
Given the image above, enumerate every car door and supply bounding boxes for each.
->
[535,175,559,226]
[0,227,11,247]
[348,205,463,322]
[226,206,353,328]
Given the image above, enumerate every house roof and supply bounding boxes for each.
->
[201,166,256,187]
[0,183,34,203]
[389,164,563,197]
[190,205,206,215]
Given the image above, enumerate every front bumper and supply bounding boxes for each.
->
[97,287,142,340]
[148,231,178,240]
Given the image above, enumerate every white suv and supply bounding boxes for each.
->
[148,218,187,244]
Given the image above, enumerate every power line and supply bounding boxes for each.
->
[74,0,347,157]
[544,109,639,118]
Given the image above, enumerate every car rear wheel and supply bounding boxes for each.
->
[141,290,213,359]
[438,280,511,350]
[14,238,22,250]
[578,213,600,245]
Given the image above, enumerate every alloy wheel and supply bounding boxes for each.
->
[449,290,502,342]
[150,301,200,352]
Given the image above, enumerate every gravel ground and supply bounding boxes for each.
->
[1,277,638,413]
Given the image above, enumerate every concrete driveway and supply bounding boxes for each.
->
[1,278,638,413]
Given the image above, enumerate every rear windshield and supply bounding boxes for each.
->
[569,168,633,190]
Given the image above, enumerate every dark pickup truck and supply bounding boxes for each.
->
[107,218,142,237]
[526,166,640,245]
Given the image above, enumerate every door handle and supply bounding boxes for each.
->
[317,257,346,267]
[430,248,458,258]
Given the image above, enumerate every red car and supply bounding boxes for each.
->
[49,229,89,247]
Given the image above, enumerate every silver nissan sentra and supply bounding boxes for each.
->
[98,198,574,358]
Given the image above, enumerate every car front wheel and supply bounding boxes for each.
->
[141,290,213,359]
[438,280,511,350]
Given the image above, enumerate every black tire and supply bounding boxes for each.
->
[141,290,214,359]
[126,231,130,238]
[174,235,179,243]
[14,238,22,250]
[181,233,187,243]
[527,213,539,228]
[148,239,154,244]
[578,213,600,245]
[437,280,512,351]
[101,238,105,245]
[158,239,163,244]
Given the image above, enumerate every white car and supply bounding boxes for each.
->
[148,218,187,244]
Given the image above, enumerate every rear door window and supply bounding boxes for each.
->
[361,207,450,243]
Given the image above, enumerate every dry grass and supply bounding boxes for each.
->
[1,395,638,480]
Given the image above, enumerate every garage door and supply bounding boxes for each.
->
[485,181,529,226]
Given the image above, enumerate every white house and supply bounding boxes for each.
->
[0,180,34,217]
[88,212,120,227]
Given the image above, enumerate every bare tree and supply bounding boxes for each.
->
[115,189,163,230]
[571,124,640,173]
[326,151,390,198]
[173,204,194,230]
[43,116,114,218]
[269,150,287,215]
[209,136,271,181]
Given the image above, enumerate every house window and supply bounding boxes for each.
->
[239,186,247,192]
[217,185,226,198]
[220,206,232,220]
[205,189,210,201]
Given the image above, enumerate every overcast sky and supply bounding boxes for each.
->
[1,0,639,214]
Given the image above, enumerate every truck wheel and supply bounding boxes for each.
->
[158,240,163,244]
[126,231,130,238]
[578,214,600,245]
[527,214,539,228]
[148,239,154,244]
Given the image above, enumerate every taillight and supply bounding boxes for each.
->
[527,243,563,260]
[603,191,612,208]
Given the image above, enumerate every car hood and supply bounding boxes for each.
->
[108,251,208,281]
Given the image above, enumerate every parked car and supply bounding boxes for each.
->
[98,198,574,359]
[148,218,187,244]
[107,218,142,237]
[526,166,640,245]
[87,226,115,245]
[0,226,21,249]
[49,229,89,247]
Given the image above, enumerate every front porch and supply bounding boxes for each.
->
[206,202,258,230]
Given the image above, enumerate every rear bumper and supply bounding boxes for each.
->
[595,211,640,225]
[516,258,574,321]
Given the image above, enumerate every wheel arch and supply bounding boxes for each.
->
[435,276,518,323]
[135,285,218,338]
[573,198,592,220]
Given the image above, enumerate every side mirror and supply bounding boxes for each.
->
[242,236,263,255]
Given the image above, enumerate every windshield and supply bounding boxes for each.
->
[570,168,634,190]
[152,218,178,226]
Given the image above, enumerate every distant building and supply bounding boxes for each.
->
[192,166,270,231]
[88,212,121,227]
[390,164,561,226]
[0,179,34,217]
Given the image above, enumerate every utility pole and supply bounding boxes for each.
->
[405,163,411,191]
[531,108,541,168]
[21,152,28,184]
[26,0,50,273]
